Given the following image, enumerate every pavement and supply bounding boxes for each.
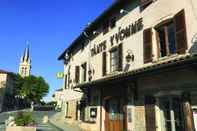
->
[49,111,81,131]
[0,110,67,131]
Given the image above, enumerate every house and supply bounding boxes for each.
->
[52,88,64,109]
[58,0,197,131]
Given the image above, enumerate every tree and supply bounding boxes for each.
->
[11,73,49,103]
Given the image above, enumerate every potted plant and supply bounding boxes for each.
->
[6,111,37,131]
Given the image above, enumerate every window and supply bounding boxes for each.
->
[159,97,184,131]
[140,0,153,10]
[103,20,109,35]
[81,62,87,82]
[110,17,116,29]
[156,22,176,57]
[110,44,122,72]
[143,10,187,64]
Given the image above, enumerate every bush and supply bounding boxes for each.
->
[15,112,35,126]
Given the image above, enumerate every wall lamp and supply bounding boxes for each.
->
[126,49,134,63]
[120,9,129,14]
[64,53,69,61]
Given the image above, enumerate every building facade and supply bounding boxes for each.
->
[52,88,64,109]
[58,0,197,131]
[0,70,14,112]
[19,45,31,77]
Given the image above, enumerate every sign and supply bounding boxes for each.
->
[56,72,64,79]
[110,18,143,46]
[90,18,143,57]
[91,40,106,56]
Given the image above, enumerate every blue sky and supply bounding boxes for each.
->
[0,0,113,101]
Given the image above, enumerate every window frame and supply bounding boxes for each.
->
[155,20,176,58]
[110,47,119,72]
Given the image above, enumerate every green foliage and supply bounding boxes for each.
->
[15,112,35,126]
[11,73,49,103]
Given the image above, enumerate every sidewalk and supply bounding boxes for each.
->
[49,112,81,131]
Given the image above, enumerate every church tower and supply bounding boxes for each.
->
[19,44,31,77]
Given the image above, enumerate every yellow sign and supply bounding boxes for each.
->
[56,72,64,79]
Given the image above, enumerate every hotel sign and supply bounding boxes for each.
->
[91,18,143,56]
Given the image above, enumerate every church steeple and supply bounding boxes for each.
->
[19,43,31,77]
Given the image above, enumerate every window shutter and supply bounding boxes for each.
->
[174,9,187,54]
[102,52,107,76]
[65,74,67,89]
[84,63,87,82]
[145,96,156,131]
[118,44,123,71]
[182,93,195,131]
[143,28,153,63]
[75,66,80,83]
[140,0,153,7]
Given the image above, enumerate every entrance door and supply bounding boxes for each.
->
[159,97,184,131]
[105,98,125,131]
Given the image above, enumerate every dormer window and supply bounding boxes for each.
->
[140,0,153,10]
[103,20,109,35]
[110,17,116,29]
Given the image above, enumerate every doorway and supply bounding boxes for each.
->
[159,97,184,131]
[104,97,125,131]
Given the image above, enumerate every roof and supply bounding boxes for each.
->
[58,0,131,60]
[74,54,197,89]
[0,69,11,74]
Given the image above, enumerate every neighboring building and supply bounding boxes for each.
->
[19,45,31,77]
[0,70,14,112]
[52,88,64,109]
[58,0,197,131]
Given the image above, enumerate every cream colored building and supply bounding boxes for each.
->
[0,70,14,112]
[52,88,64,109]
[59,0,197,131]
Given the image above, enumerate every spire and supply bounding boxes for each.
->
[22,41,30,63]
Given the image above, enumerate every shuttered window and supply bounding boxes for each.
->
[102,52,107,76]
[145,96,156,131]
[143,28,153,63]
[75,66,80,83]
[174,9,187,54]
[110,44,123,72]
